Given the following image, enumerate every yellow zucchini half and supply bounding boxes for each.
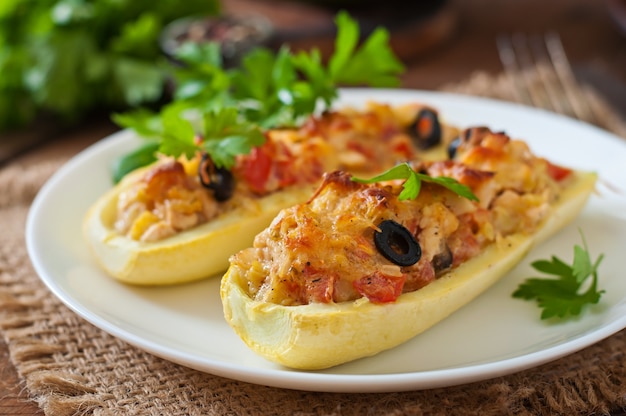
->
[83,175,318,285]
[220,171,597,370]
[82,103,458,286]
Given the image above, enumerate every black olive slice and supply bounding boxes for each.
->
[198,153,235,201]
[432,244,453,273]
[447,135,461,159]
[374,220,422,267]
[447,126,491,159]
[408,108,442,150]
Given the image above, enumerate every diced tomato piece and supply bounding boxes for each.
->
[393,141,414,159]
[241,139,300,194]
[381,124,399,140]
[353,271,406,303]
[303,264,336,303]
[402,260,436,292]
[447,213,483,267]
[274,141,297,188]
[546,161,572,181]
[300,116,321,137]
[143,161,187,202]
[242,142,273,194]
[329,116,353,132]
[347,140,376,161]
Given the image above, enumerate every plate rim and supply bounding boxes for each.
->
[25,88,626,393]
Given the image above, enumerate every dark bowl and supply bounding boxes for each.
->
[160,14,274,65]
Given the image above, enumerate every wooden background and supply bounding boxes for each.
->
[2,0,625,414]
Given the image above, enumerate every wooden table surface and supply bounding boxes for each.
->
[2,0,625,414]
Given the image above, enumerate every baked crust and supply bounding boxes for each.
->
[83,102,456,285]
[221,125,597,369]
[220,169,596,369]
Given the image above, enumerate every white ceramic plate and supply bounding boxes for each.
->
[26,89,626,393]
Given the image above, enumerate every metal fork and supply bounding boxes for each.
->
[496,32,600,125]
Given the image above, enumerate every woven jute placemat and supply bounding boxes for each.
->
[2,71,625,416]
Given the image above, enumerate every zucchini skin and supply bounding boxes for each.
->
[220,171,597,370]
[82,104,459,286]
[83,178,317,285]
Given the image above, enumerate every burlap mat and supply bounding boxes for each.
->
[2,70,626,416]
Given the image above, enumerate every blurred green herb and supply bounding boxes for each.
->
[110,141,159,184]
[111,10,405,182]
[0,0,219,132]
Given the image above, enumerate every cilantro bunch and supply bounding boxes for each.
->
[0,0,219,132]
[111,11,405,182]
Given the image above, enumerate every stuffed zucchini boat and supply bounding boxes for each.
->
[221,126,597,370]
[83,102,458,285]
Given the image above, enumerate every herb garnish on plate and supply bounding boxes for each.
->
[111,11,405,182]
[513,231,605,320]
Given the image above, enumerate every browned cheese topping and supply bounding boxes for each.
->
[113,102,449,242]
[230,127,574,306]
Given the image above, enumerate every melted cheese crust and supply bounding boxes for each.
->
[230,127,578,306]
[113,102,457,242]
[221,127,597,369]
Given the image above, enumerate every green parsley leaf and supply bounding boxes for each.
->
[172,42,231,108]
[291,49,336,109]
[351,163,479,202]
[329,11,405,87]
[111,13,162,59]
[512,231,605,320]
[110,141,160,184]
[199,108,265,169]
[113,57,166,106]
[142,106,264,170]
[228,47,295,124]
[0,0,220,132]
[327,10,359,78]
[111,10,405,181]
[157,107,197,159]
[111,108,162,138]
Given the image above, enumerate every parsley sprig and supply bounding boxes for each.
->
[351,163,479,202]
[159,107,265,169]
[0,0,220,132]
[512,231,605,320]
[111,11,404,182]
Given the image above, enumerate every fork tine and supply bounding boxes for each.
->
[527,34,572,115]
[544,32,599,124]
[496,34,534,106]
[497,33,553,111]
[512,33,561,111]
[496,32,602,126]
